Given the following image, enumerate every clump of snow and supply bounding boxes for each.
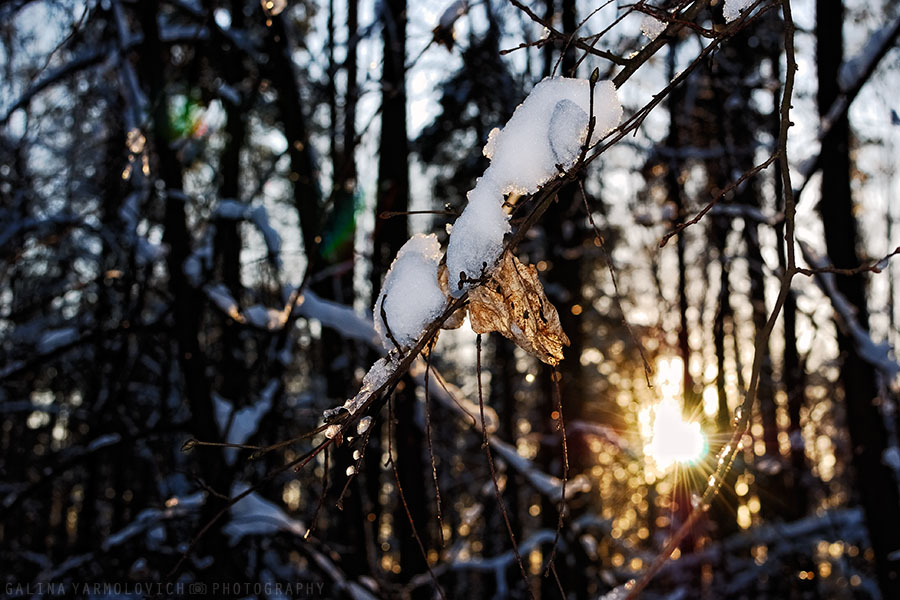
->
[445,180,508,289]
[640,14,667,40]
[322,356,397,423]
[548,99,591,165]
[723,0,753,22]
[346,357,395,413]
[446,77,621,292]
[373,233,447,351]
[480,77,620,194]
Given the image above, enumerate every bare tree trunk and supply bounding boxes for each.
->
[370,0,428,584]
[664,42,699,556]
[213,0,248,407]
[137,0,217,459]
[264,14,321,266]
[817,0,900,593]
[370,0,409,304]
[320,0,370,578]
[136,0,229,578]
[709,218,741,539]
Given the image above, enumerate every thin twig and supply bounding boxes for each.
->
[508,0,628,66]
[541,367,569,585]
[580,180,654,386]
[659,153,779,247]
[423,352,445,547]
[477,334,534,599]
[796,246,900,277]
[304,445,330,539]
[387,395,447,599]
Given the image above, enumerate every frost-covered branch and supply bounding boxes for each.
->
[296,289,584,502]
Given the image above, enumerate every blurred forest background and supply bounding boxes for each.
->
[2,0,900,598]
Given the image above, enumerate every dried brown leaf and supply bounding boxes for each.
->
[468,253,570,365]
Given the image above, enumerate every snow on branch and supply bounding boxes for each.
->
[723,0,755,23]
[794,12,900,198]
[214,199,282,268]
[295,291,380,345]
[23,492,205,583]
[659,507,864,577]
[102,492,206,551]
[447,77,621,290]
[213,380,279,465]
[491,436,590,501]
[223,483,305,544]
[448,529,558,598]
[798,240,900,384]
[373,233,447,352]
[288,284,579,501]
[313,77,625,505]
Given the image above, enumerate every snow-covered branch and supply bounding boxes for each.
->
[793,12,900,198]
[798,241,900,384]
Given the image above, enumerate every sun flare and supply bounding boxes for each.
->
[640,399,707,471]
[640,357,708,471]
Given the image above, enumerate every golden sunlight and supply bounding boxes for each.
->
[639,357,708,471]
[640,399,707,470]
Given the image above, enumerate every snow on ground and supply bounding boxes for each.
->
[446,77,621,292]
[373,233,447,351]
